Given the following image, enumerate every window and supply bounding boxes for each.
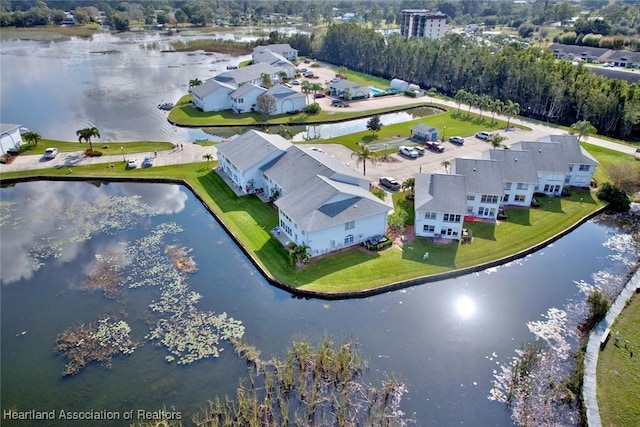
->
[543,184,551,192]
[514,195,526,202]
[443,214,461,222]
[237,98,244,103]
[344,234,354,245]
[423,225,435,233]
[467,195,475,201]
[504,182,512,190]
[516,183,528,190]
[424,212,436,220]
[481,195,499,204]
[579,165,590,171]
[503,195,509,202]
[345,220,355,230]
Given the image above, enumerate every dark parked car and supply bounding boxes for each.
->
[313,93,326,98]
[425,140,445,152]
[379,176,401,191]
[449,136,465,145]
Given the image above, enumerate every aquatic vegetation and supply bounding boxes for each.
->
[81,251,126,298]
[56,317,137,376]
[120,222,185,289]
[147,278,244,365]
[191,337,410,427]
[490,222,639,426]
[2,194,156,273]
[165,245,198,274]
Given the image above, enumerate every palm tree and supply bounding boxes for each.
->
[467,93,478,118]
[488,133,507,148]
[454,89,467,114]
[441,160,451,174]
[289,243,311,265]
[22,131,41,147]
[301,80,312,103]
[202,153,213,167]
[401,177,415,194]
[76,127,100,151]
[311,82,324,95]
[188,78,202,90]
[477,94,492,121]
[504,100,520,128]
[351,144,376,176]
[490,99,504,124]
[569,120,597,142]
[278,71,287,83]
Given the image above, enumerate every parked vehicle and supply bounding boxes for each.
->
[330,78,340,83]
[127,159,138,169]
[399,146,419,158]
[303,72,314,78]
[291,80,301,85]
[43,147,58,159]
[449,136,465,145]
[475,131,490,140]
[142,156,153,167]
[284,83,292,88]
[331,98,343,105]
[413,146,425,156]
[313,93,326,98]
[425,140,445,152]
[379,176,401,191]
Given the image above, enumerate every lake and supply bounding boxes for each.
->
[1,180,634,426]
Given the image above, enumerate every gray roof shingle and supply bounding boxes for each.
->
[487,149,538,184]
[262,145,366,193]
[216,130,291,171]
[275,175,391,232]
[452,158,504,195]
[214,63,283,86]
[415,173,468,213]
[191,79,236,97]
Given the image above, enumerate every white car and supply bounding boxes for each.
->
[399,145,419,158]
[127,159,138,169]
[43,147,58,159]
[291,80,301,85]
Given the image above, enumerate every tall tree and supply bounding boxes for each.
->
[351,145,376,176]
[504,100,520,128]
[569,120,597,142]
[76,127,100,151]
[454,89,467,114]
[490,99,504,124]
[366,115,382,134]
[188,78,202,89]
[202,153,213,168]
[441,160,451,174]
[256,94,277,118]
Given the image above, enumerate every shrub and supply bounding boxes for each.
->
[303,103,320,114]
[596,182,630,212]
[85,149,103,157]
[371,187,385,200]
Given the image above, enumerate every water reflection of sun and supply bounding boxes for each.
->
[455,296,476,319]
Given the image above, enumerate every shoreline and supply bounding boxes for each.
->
[0,174,607,300]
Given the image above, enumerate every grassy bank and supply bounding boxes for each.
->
[14,140,173,156]
[165,39,253,55]
[0,157,604,294]
[597,292,640,426]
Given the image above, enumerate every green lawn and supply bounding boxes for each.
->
[597,292,640,427]
[18,140,173,156]
[0,160,604,295]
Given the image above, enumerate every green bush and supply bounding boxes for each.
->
[303,103,321,114]
[371,187,385,200]
[596,182,630,212]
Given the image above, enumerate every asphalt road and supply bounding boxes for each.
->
[1,62,635,179]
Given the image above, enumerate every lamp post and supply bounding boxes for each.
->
[121,146,125,162]
[442,125,446,143]
[384,143,388,160]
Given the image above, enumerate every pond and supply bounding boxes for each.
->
[1,180,635,426]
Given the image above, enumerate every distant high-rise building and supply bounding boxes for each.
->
[400,9,448,39]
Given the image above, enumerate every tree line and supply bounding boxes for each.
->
[301,24,639,140]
